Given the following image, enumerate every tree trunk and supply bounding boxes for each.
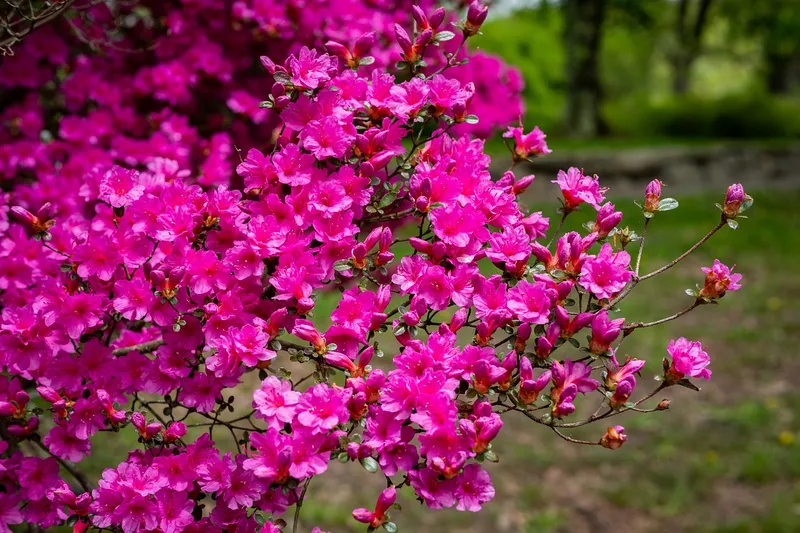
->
[672,54,691,94]
[564,0,608,137]
[765,50,791,94]
[671,0,714,95]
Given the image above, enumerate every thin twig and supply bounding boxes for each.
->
[32,439,92,493]
[293,477,313,533]
[624,300,700,331]
[639,221,725,281]
[635,218,649,275]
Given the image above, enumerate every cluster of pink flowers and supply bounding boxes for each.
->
[0,3,752,533]
[0,0,522,204]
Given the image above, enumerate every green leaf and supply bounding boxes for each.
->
[358,56,376,66]
[258,100,274,109]
[726,219,739,230]
[273,71,291,85]
[740,195,754,213]
[383,522,398,533]
[657,198,679,211]
[434,30,456,42]
[677,378,701,392]
[395,61,408,70]
[568,337,580,348]
[464,114,479,124]
[685,288,698,297]
[334,262,352,272]
[254,513,266,526]
[360,456,379,473]
[378,192,397,208]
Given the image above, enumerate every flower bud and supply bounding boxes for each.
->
[465,1,489,37]
[644,179,662,213]
[430,7,446,30]
[514,323,532,353]
[593,202,622,239]
[657,399,671,410]
[394,24,414,57]
[512,174,536,195]
[353,32,376,58]
[723,183,745,219]
[324,41,352,63]
[449,308,468,332]
[600,425,627,449]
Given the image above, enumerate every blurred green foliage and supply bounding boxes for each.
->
[471,0,800,142]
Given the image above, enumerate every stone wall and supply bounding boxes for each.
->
[491,143,800,197]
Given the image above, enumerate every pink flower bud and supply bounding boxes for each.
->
[600,425,627,449]
[512,174,536,195]
[293,319,327,354]
[409,237,432,255]
[465,1,489,36]
[412,5,428,28]
[723,183,745,219]
[644,179,662,213]
[449,308,468,332]
[0,402,15,416]
[394,24,414,57]
[266,308,289,337]
[324,41,351,62]
[36,386,62,404]
[429,7,446,30]
[163,421,186,443]
[353,32,376,58]
[514,323,532,352]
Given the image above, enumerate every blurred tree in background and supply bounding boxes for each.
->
[475,0,800,140]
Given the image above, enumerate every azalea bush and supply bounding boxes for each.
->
[0,2,755,533]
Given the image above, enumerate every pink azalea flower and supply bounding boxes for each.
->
[18,457,59,501]
[552,167,607,211]
[699,259,742,300]
[113,277,155,320]
[296,384,352,433]
[43,425,91,462]
[73,235,122,281]
[156,491,194,533]
[253,376,300,427]
[99,166,145,208]
[416,265,453,310]
[485,225,531,265]
[589,310,624,355]
[454,464,495,512]
[302,116,354,160]
[206,324,276,376]
[507,279,557,324]
[286,47,337,90]
[579,243,632,300]
[666,337,711,381]
[502,125,551,159]
[549,359,600,418]
[55,293,106,339]
[273,143,316,186]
